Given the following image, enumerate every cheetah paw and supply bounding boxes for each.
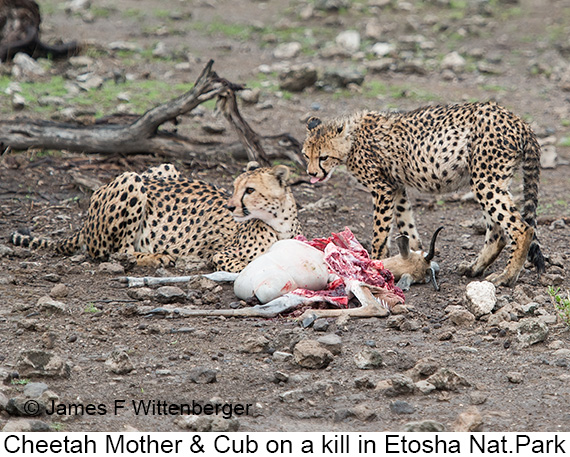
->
[485,271,516,288]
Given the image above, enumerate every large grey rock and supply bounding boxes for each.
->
[16,350,71,379]
[293,340,333,369]
[278,64,318,92]
[465,281,496,318]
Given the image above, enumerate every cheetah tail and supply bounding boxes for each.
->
[10,230,84,256]
[11,231,53,250]
[522,130,546,274]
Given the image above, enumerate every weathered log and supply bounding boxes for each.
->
[0,0,79,61]
[0,60,304,166]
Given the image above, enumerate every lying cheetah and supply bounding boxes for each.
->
[11,163,301,272]
[302,101,545,287]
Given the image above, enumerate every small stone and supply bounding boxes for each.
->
[240,88,260,104]
[273,42,302,59]
[506,371,523,384]
[386,315,407,329]
[465,281,496,318]
[272,351,293,363]
[155,286,186,304]
[211,417,240,432]
[354,376,375,389]
[335,30,361,53]
[406,357,439,381]
[390,400,416,414]
[127,287,155,301]
[403,420,445,432]
[354,349,383,369]
[351,403,376,421]
[453,407,483,432]
[516,318,549,347]
[448,308,476,326]
[318,67,365,90]
[274,371,289,383]
[293,340,333,369]
[469,391,488,405]
[441,51,466,72]
[49,284,69,299]
[386,374,416,396]
[188,367,217,384]
[104,349,134,375]
[371,42,394,57]
[37,296,67,314]
[437,331,453,341]
[426,368,470,391]
[2,419,51,432]
[317,334,342,355]
[313,319,330,332]
[12,94,26,110]
[415,380,436,395]
[240,335,269,354]
[98,262,125,275]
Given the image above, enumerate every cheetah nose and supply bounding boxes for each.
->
[307,171,317,177]
[226,204,236,213]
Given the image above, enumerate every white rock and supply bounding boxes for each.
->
[540,145,558,169]
[273,42,302,59]
[441,51,466,72]
[371,42,394,57]
[465,281,496,318]
[12,53,45,76]
[335,30,361,53]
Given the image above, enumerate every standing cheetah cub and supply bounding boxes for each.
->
[11,163,301,272]
[302,101,545,287]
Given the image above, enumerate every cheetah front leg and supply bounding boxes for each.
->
[212,249,248,273]
[371,185,395,259]
[131,252,176,268]
[393,188,422,251]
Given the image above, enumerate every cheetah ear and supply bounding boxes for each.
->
[307,117,322,131]
[246,161,260,172]
[272,165,290,186]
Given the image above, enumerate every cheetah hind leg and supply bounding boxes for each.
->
[485,225,533,287]
[458,221,507,278]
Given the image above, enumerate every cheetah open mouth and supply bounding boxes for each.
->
[309,172,333,184]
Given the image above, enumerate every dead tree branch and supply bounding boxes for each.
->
[0,60,304,165]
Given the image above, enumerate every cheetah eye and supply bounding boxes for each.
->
[245,187,255,194]
[319,156,329,162]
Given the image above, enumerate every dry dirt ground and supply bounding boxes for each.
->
[1,0,570,432]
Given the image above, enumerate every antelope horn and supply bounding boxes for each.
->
[424,226,444,262]
[395,234,410,259]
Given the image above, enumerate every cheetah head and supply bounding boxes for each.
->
[226,163,292,223]
[302,116,351,184]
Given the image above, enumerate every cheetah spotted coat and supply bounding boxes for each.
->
[302,101,545,286]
